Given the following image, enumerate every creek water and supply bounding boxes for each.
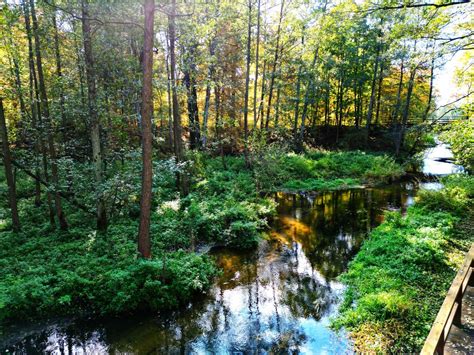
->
[1,144,461,354]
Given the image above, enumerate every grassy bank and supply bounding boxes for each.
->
[333,174,474,352]
[0,149,404,324]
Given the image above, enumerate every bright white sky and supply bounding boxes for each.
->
[434,51,464,107]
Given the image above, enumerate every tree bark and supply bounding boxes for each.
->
[265,0,284,130]
[168,0,188,195]
[183,44,200,150]
[0,98,20,231]
[30,0,68,230]
[22,0,41,207]
[81,0,107,231]
[293,64,303,147]
[396,66,416,155]
[366,45,380,142]
[422,55,435,122]
[138,0,155,259]
[252,0,261,126]
[391,58,404,125]
[243,0,252,166]
[52,8,67,143]
[165,33,173,150]
[257,59,267,129]
[374,62,384,126]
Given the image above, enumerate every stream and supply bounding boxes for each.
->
[1,143,463,354]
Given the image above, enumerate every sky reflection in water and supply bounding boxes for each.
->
[2,184,419,354]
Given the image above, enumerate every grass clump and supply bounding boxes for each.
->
[333,174,474,352]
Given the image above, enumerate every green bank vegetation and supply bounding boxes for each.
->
[333,174,474,352]
[0,149,403,324]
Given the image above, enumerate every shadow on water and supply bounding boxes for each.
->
[2,183,423,354]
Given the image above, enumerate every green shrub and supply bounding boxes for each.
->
[439,120,474,173]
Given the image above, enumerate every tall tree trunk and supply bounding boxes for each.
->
[0,98,20,232]
[298,47,320,151]
[22,0,41,206]
[168,0,188,195]
[275,82,281,128]
[183,44,200,150]
[30,0,68,230]
[293,64,303,147]
[25,0,55,223]
[422,55,435,122]
[243,0,252,166]
[265,0,284,130]
[391,59,404,126]
[52,8,67,144]
[365,45,380,143]
[81,0,107,230]
[324,84,330,127]
[7,39,27,126]
[138,0,155,259]
[257,59,267,129]
[252,0,261,126]
[374,62,384,126]
[214,84,226,169]
[396,66,416,155]
[165,35,173,150]
[310,88,320,129]
[201,39,216,149]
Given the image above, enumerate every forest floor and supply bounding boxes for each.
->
[333,174,474,352]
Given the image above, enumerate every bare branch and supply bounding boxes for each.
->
[367,0,470,13]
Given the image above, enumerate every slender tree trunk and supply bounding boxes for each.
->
[138,0,155,259]
[275,83,281,128]
[374,62,384,126]
[22,0,41,206]
[201,39,215,149]
[265,0,284,130]
[293,64,303,147]
[26,0,55,224]
[165,36,173,150]
[81,0,107,230]
[324,84,330,127]
[366,45,380,142]
[215,84,226,169]
[168,0,187,195]
[7,39,27,126]
[52,8,67,143]
[257,59,267,129]
[396,66,416,155]
[0,98,20,231]
[391,59,404,126]
[298,47,320,151]
[422,55,435,122]
[73,21,87,112]
[30,0,68,230]
[310,87,320,129]
[253,0,261,126]
[243,0,252,166]
[183,45,200,150]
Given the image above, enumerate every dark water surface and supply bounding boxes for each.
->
[1,144,459,354]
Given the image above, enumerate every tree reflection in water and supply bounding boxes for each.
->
[2,184,416,354]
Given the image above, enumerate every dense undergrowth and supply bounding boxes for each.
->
[333,174,474,352]
[0,148,404,324]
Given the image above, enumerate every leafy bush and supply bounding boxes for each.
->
[439,119,474,173]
